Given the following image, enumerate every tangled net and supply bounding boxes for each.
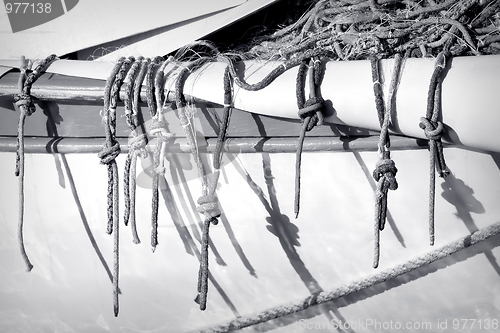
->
[226,0,500,61]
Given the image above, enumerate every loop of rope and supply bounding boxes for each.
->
[213,66,233,170]
[217,48,329,92]
[14,54,57,272]
[294,56,324,218]
[99,55,133,317]
[174,57,224,311]
[123,57,143,226]
[420,51,450,246]
[370,56,385,127]
[145,56,174,252]
[371,53,403,269]
[123,58,150,241]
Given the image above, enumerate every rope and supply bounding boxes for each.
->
[196,66,235,310]
[294,57,324,218]
[123,56,145,228]
[213,66,233,171]
[419,51,450,246]
[217,49,330,93]
[174,58,221,311]
[123,57,150,244]
[371,54,403,269]
[14,54,57,272]
[246,0,486,60]
[145,56,174,252]
[98,56,133,317]
[198,220,500,333]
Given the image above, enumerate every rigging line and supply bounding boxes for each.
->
[14,54,57,272]
[371,54,403,269]
[294,57,325,219]
[419,51,450,246]
[197,220,500,333]
[98,55,133,317]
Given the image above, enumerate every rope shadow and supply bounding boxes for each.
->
[166,150,227,266]
[326,229,500,312]
[157,165,240,317]
[441,170,500,277]
[42,100,118,290]
[234,113,354,333]
[197,106,259,276]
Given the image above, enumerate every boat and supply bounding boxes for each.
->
[1,1,500,332]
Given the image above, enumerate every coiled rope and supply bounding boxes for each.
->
[197,220,500,333]
[98,55,133,317]
[123,56,149,245]
[419,51,450,246]
[14,54,57,272]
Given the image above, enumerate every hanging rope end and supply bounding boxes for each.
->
[194,293,207,311]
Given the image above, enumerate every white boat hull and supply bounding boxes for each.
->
[0,145,499,332]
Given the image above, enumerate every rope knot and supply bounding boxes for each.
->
[128,132,148,157]
[98,142,121,164]
[298,96,324,131]
[372,158,398,190]
[155,166,166,175]
[149,120,173,142]
[14,93,36,115]
[197,195,221,222]
[419,117,444,141]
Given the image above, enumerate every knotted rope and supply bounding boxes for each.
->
[98,55,133,317]
[124,57,150,244]
[371,53,404,269]
[123,57,149,245]
[174,57,222,310]
[294,57,324,218]
[14,54,57,272]
[419,51,450,246]
[145,56,174,252]
[219,50,329,220]
[197,220,500,333]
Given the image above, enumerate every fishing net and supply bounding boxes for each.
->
[207,0,500,60]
